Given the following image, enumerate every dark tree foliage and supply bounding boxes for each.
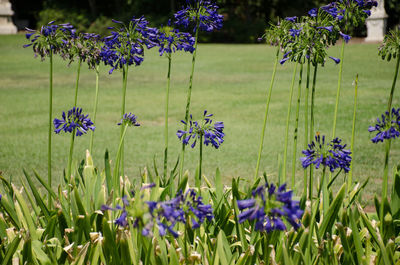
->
[10,0,400,43]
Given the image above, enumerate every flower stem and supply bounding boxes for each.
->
[89,66,100,154]
[66,129,76,184]
[332,41,345,143]
[163,54,172,184]
[48,50,53,208]
[120,65,129,178]
[254,47,280,179]
[179,19,200,182]
[348,75,358,191]
[283,62,298,185]
[114,124,129,197]
[197,135,203,191]
[73,58,82,107]
[309,64,318,199]
[387,51,400,112]
[293,63,303,191]
[304,58,311,200]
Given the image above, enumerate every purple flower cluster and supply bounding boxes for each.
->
[237,182,303,232]
[157,23,196,56]
[174,0,223,33]
[177,110,225,149]
[24,21,76,60]
[369,108,400,143]
[100,17,158,74]
[301,133,352,173]
[117,112,140,127]
[102,187,213,238]
[53,107,95,137]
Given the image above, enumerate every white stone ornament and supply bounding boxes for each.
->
[0,0,17,34]
[366,0,388,42]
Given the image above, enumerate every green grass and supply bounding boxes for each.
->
[0,34,399,197]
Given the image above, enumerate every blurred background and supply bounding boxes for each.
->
[9,0,400,43]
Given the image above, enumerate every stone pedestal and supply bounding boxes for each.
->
[365,0,388,42]
[0,0,17,34]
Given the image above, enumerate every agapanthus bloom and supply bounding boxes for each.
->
[174,0,223,33]
[301,133,352,172]
[53,107,95,136]
[102,187,213,238]
[24,21,76,60]
[100,17,158,74]
[149,189,214,237]
[156,23,196,56]
[237,182,303,232]
[378,28,400,62]
[177,110,224,149]
[368,108,400,143]
[117,112,140,127]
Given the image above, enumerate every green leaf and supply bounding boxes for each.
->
[13,184,38,240]
[32,240,52,265]
[1,236,22,265]
[23,169,50,221]
[104,150,112,193]
[318,183,346,238]
[391,165,400,219]
[349,208,366,265]
[357,203,391,265]
[336,223,356,265]
[33,169,57,199]
[216,231,230,265]
[215,168,223,206]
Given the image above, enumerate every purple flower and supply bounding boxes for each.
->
[177,110,225,149]
[308,8,318,17]
[156,25,195,56]
[317,26,333,32]
[100,16,158,74]
[329,56,341,64]
[117,112,140,127]
[237,182,303,232]
[369,108,400,143]
[289,28,301,38]
[23,21,76,60]
[174,0,223,33]
[340,32,351,43]
[285,16,297,23]
[53,107,95,137]
[301,133,352,173]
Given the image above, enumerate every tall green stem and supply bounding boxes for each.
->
[254,48,280,179]
[380,52,400,228]
[332,41,345,140]
[348,75,358,191]
[163,55,172,182]
[89,66,100,154]
[74,58,82,107]
[197,135,203,191]
[283,63,298,184]
[309,64,318,199]
[48,50,53,208]
[179,20,200,181]
[305,58,311,200]
[120,65,128,178]
[387,52,400,112]
[293,63,303,190]
[66,130,76,183]
[114,124,129,197]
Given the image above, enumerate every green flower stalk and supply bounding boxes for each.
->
[293,63,304,191]
[155,23,196,184]
[348,75,359,191]
[376,28,400,228]
[174,0,224,181]
[282,62,298,184]
[305,58,311,199]
[255,47,280,179]
[89,66,100,153]
[24,21,75,207]
[114,113,140,196]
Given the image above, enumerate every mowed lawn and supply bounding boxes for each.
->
[0,34,399,197]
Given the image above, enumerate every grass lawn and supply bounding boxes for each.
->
[0,34,399,197]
